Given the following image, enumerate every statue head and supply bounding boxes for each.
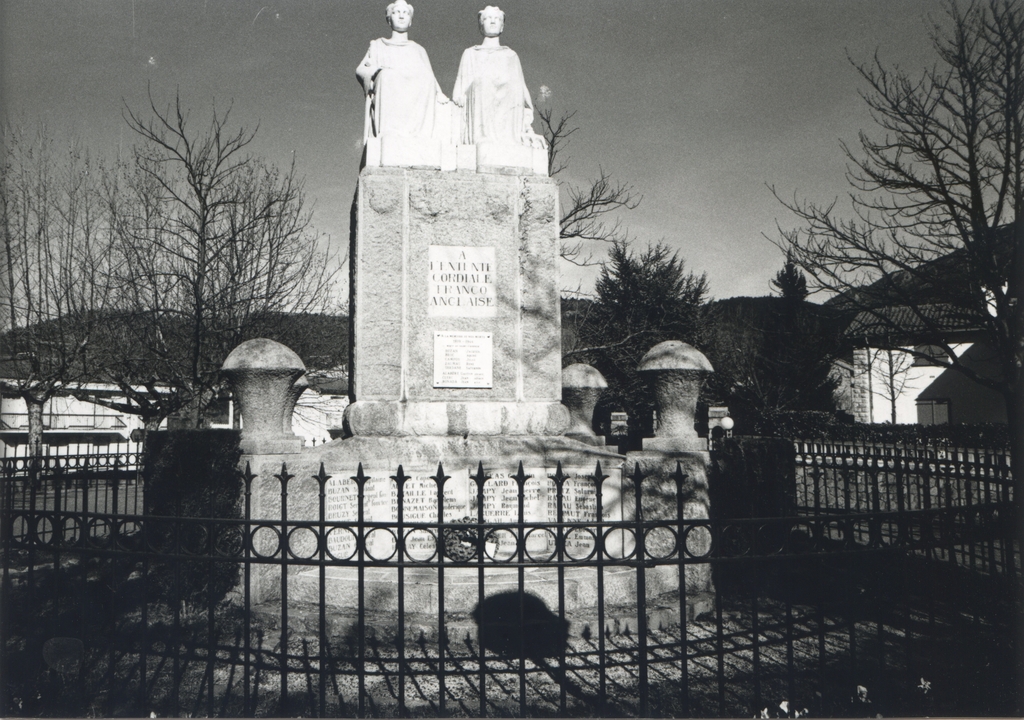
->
[478,6,505,38]
[386,0,414,32]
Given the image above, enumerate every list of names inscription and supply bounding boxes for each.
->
[433,331,493,388]
[324,467,603,561]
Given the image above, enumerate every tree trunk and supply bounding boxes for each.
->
[138,416,162,456]
[183,392,206,429]
[1011,217,1024,718]
[25,397,44,457]
[887,350,898,424]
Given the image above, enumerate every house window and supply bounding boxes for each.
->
[207,398,235,429]
[917,399,950,425]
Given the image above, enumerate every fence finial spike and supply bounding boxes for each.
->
[512,461,531,486]
[275,462,294,485]
[551,460,567,485]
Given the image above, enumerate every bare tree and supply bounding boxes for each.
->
[90,90,339,432]
[866,347,917,424]
[536,105,642,266]
[0,124,113,454]
[773,1,1023,480]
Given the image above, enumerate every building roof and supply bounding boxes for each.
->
[845,303,985,346]
[827,226,1012,347]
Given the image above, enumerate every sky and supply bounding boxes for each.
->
[0,0,946,303]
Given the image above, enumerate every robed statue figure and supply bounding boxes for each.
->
[452,7,547,149]
[356,0,449,143]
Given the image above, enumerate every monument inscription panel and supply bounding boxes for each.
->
[324,472,469,560]
[322,466,609,561]
[433,331,493,388]
[428,246,496,317]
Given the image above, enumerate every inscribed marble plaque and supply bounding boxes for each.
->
[433,331,493,388]
[324,469,472,561]
[428,246,497,317]
[479,469,550,560]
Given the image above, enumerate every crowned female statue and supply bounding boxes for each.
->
[356,0,449,143]
[452,6,547,149]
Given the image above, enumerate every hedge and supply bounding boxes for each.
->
[759,411,1009,449]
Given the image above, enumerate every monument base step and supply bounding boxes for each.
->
[287,564,680,614]
[250,588,716,647]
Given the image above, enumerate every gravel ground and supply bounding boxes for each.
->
[3,557,1017,717]
[66,598,954,718]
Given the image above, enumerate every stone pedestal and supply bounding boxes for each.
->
[625,448,715,619]
[230,162,719,633]
[562,363,608,446]
[346,168,568,437]
[243,435,627,606]
[362,137,547,176]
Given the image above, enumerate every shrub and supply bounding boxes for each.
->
[143,430,243,610]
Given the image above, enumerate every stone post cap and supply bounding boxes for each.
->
[562,363,608,389]
[638,341,713,373]
[222,338,307,373]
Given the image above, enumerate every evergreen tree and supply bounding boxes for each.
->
[568,241,709,446]
[704,294,842,435]
[771,253,808,301]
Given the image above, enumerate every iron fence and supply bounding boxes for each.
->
[793,441,1013,513]
[0,437,141,460]
[793,440,1016,574]
[1,457,1020,717]
[1,452,145,533]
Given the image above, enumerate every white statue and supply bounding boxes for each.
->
[356,0,449,143]
[452,6,547,149]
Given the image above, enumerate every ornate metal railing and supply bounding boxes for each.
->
[1,452,144,519]
[1,458,1019,717]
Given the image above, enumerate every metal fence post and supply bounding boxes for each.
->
[672,462,690,717]
[472,462,489,718]
[391,464,408,717]
[275,462,294,712]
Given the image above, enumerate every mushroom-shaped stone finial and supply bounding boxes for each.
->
[638,340,714,452]
[285,374,310,435]
[562,363,608,444]
[222,339,307,455]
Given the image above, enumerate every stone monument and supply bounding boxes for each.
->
[228,3,713,629]
[624,341,717,617]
